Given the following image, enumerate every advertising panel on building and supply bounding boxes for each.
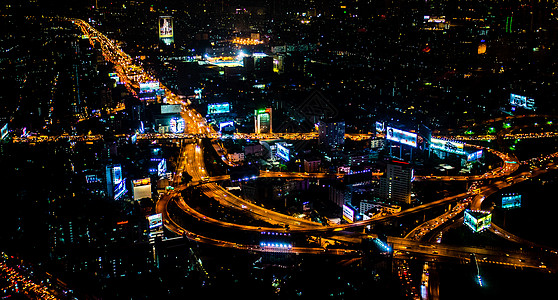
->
[386,127,417,147]
[114,179,127,200]
[219,121,234,132]
[112,165,122,184]
[276,143,290,161]
[105,164,127,200]
[342,204,355,223]
[208,103,231,114]
[108,72,120,83]
[148,213,163,229]
[161,104,181,114]
[169,117,185,133]
[510,93,535,110]
[467,150,483,161]
[132,178,151,200]
[375,121,385,134]
[464,209,492,233]
[140,81,160,92]
[85,174,101,184]
[430,138,465,155]
[148,213,164,242]
[255,108,272,134]
[1,123,8,140]
[502,193,521,209]
[158,16,173,38]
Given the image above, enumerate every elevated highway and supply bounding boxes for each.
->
[72,18,558,269]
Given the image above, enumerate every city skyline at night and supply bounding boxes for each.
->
[1,1,558,299]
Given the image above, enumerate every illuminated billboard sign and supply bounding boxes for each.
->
[1,123,7,140]
[375,121,385,134]
[132,178,151,200]
[208,103,230,114]
[255,108,272,134]
[502,194,521,209]
[112,165,122,185]
[464,209,492,233]
[106,164,127,200]
[169,117,185,133]
[85,174,101,184]
[140,81,160,92]
[510,93,535,110]
[148,213,163,229]
[343,204,355,223]
[219,121,234,131]
[386,127,417,148]
[158,16,174,38]
[161,104,181,114]
[147,213,164,242]
[114,179,127,200]
[430,138,465,155]
[108,72,120,83]
[467,150,483,161]
[276,143,290,161]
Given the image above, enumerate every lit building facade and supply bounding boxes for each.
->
[318,119,345,150]
[464,209,492,232]
[255,108,272,133]
[378,162,412,204]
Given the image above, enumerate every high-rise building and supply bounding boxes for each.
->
[378,161,413,204]
[255,108,272,133]
[106,164,127,200]
[318,119,345,150]
[158,16,174,45]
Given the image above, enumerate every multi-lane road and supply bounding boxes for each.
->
[68,18,558,268]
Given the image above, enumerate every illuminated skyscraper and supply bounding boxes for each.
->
[255,108,272,133]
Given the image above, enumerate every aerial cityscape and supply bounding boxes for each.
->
[1,0,558,299]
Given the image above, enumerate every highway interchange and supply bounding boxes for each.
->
[67,19,558,274]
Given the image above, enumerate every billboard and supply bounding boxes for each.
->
[148,213,163,229]
[149,158,167,177]
[386,127,417,148]
[255,108,272,133]
[158,16,174,38]
[1,123,8,140]
[375,121,385,134]
[140,81,160,92]
[169,118,185,133]
[85,174,101,184]
[132,178,151,200]
[208,103,231,114]
[502,194,521,209]
[510,93,535,110]
[108,72,120,83]
[276,143,290,161]
[464,209,492,233]
[430,138,465,155]
[114,179,127,200]
[467,150,483,161]
[219,121,234,132]
[111,165,122,185]
[106,164,126,200]
[148,213,164,242]
[343,204,355,223]
[161,104,181,114]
